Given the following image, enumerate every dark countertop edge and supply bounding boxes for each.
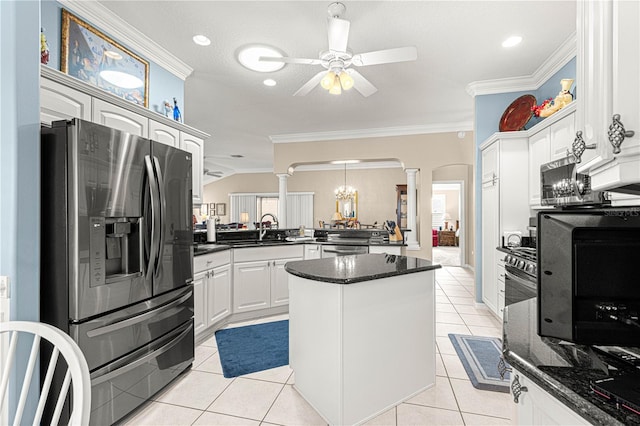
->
[285,259,441,285]
[194,240,407,255]
[503,345,625,426]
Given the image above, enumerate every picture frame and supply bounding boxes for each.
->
[215,203,226,216]
[209,203,217,216]
[61,9,149,107]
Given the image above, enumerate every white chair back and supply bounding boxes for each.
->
[0,321,91,425]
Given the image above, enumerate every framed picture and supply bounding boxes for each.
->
[61,9,149,107]
[215,203,226,216]
[209,203,217,216]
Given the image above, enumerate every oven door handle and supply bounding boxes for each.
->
[504,267,536,292]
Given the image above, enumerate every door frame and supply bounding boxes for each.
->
[432,181,465,266]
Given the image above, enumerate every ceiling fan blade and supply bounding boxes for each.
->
[347,69,377,97]
[294,71,326,96]
[351,46,418,67]
[327,17,350,52]
[259,56,323,65]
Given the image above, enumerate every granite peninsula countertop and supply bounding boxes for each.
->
[193,240,406,256]
[503,298,640,425]
[284,253,440,284]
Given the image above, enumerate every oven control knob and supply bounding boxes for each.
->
[526,264,535,273]
[517,260,525,269]
[505,255,512,264]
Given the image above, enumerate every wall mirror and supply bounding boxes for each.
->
[336,192,358,220]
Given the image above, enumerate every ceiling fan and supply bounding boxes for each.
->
[259,2,418,97]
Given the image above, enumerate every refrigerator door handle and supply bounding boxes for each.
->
[153,156,167,279]
[144,155,160,281]
[85,289,192,338]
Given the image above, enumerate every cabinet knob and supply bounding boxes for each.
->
[567,130,596,163]
[511,374,528,403]
[608,114,635,154]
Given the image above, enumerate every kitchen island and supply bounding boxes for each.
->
[285,253,440,425]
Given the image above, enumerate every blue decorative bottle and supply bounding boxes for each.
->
[173,97,182,122]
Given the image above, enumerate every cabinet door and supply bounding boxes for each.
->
[510,368,590,425]
[180,132,204,205]
[233,261,270,313]
[40,78,92,125]
[208,264,232,325]
[193,271,207,336]
[92,98,148,137]
[528,129,550,207]
[481,141,499,184]
[549,112,575,161]
[369,246,401,255]
[304,244,321,260]
[481,183,499,315]
[271,258,301,307]
[149,120,180,147]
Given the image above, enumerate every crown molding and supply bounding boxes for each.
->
[293,161,403,172]
[58,0,193,80]
[466,32,576,97]
[270,121,474,144]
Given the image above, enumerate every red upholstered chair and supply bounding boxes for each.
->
[432,229,439,247]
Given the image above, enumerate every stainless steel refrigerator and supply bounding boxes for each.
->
[40,119,194,425]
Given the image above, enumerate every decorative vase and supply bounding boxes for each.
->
[559,78,574,105]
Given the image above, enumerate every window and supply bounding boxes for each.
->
[432,194,445,229]
[258,197,279,220]
[229,193,314,228]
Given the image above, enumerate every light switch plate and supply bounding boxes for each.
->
[0,276,10,299]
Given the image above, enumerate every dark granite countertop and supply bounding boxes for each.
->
[284,253,440,284]
[503,298,640,425]
[193,244,231,256]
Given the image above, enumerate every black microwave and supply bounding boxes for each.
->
[538,208,640,345]
[540,156,608,207]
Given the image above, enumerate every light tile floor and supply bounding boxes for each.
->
[122,266,513,426]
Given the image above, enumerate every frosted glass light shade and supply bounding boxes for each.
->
[339,71,354,90]
[321,71,336,90]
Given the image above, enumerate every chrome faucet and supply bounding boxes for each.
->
[259,213,278,240]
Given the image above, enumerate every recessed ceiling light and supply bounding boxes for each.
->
[263,79,277,87]
[193,35,211,46]
[237,45,285,73]
[502,36,522,48]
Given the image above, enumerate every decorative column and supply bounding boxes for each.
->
[405,168,420,250]
[277,174,289,229]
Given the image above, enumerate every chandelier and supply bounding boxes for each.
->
[335,163,356,200]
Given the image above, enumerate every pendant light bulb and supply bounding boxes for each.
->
[329,74,341,95]
[321,71,336,90]
[339,71,354,90]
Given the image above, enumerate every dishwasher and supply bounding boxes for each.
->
[320,244,368,257]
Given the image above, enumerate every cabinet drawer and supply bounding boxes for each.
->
[233,245,303,262]
[194,250,231,273]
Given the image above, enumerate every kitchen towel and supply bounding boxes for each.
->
[448,334,510,392]
[215,320,288,378]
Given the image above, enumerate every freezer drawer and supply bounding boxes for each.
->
[71,285,193,370]
[89,319,194,425]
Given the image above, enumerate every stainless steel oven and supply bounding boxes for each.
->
[501,247,537,306]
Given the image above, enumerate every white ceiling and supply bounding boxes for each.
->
[97,0,576,184]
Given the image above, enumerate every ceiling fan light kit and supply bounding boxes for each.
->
[257,2,417,97]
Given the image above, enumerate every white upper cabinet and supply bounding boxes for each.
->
[92,98,149,138]
[40,78,91,125]
[180,132,204,205]
[576,0,640,194]
[149,120,180,147]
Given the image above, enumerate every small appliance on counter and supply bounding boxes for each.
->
[206,218,217,242]
[537,208,640,345]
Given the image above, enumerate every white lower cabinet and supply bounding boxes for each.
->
[193,251,232,337]
[510,367,590,425]
[304,244,322,260]
[233,245,304,314]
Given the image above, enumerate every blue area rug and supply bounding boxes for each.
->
[215,320,289,378]
[448,334,510,393]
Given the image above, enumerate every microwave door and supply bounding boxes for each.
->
[150,142,193,296]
